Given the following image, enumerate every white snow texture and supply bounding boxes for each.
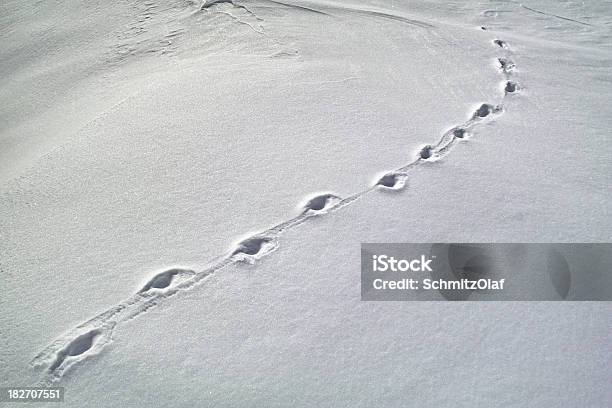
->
[1,0,611,407]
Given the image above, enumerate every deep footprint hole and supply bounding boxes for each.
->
[377,173,404,189]
[50,330,100,371]
[65,330,100,357]
[377,173,398,188]
[473,104,500,118]
[304,193,340,212]
[140,268,192,293]
[419,145,434,160]
[493,39,508,48]
[233,237,273,256]
[453,128,467,139]
[498,58,515,72]
[505,81,518,93]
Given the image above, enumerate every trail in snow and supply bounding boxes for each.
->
[30,13,523,383]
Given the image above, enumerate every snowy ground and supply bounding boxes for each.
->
[1,0,611,406]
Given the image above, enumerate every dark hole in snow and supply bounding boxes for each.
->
[453,128,466,138]
[420,145,434,159]
[377,173,399,188]
[49,330,100,371]
[232,237,272,256]
[474,104,493,118]
[140,269,191,292]
[304,194,339,212]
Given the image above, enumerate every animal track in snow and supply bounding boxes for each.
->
[493,39,509,49]
[419,145,435,160]
[231,235,278,262]
[497,58,516,74]
[139,268,196,293]
[504,81,518,93]
[47,329,102,373]
[302,193,342,213]
[376,173,408,190]
[33,13,525,384]
[473,103,501,118]
[452,127,467,139]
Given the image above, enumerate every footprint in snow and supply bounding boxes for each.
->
[493,39,509,49]
[504,81,518,93]
[376,173,408,190]
[139,268,195,293]
[452,127,467,139]
[232,236,278,262]
[302,193,341,214]
[419,145,435,160]
[473,103,501,119]
[49,330,101,372]
[497,58,516,73]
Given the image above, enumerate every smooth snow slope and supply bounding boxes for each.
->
[1,0,611,407]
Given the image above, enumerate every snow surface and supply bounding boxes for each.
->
[1,0,611,406]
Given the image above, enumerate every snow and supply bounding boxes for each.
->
[1,0,611,406]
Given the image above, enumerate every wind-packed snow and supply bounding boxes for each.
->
[1,0,611,406]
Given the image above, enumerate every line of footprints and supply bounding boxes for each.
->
[32,29,520,383]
